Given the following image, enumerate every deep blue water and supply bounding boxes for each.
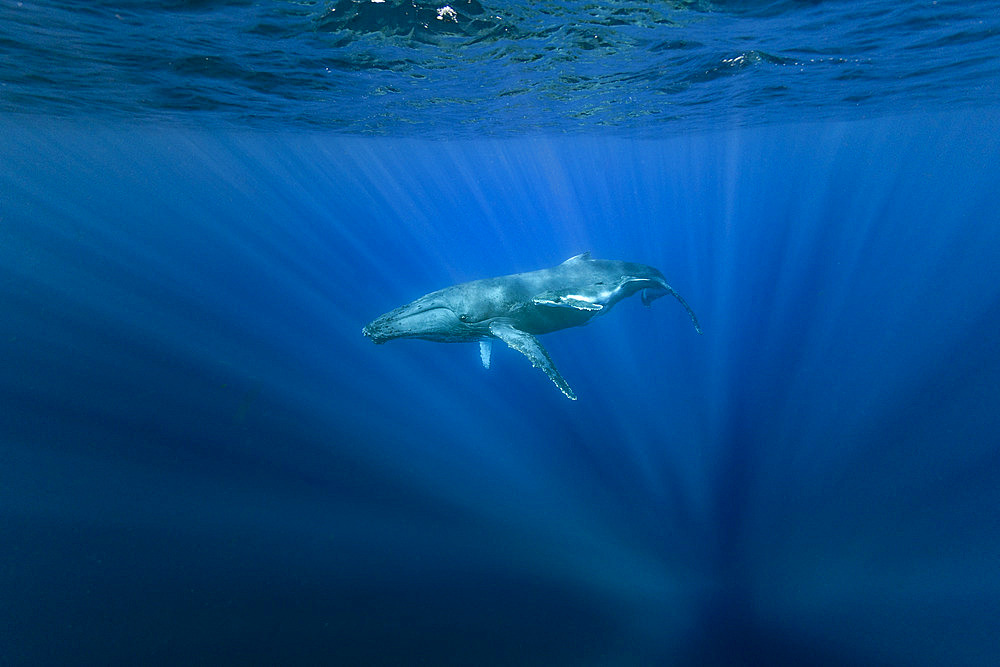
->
[3,1,1000,666]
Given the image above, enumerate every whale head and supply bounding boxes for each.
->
[363,291,482,344]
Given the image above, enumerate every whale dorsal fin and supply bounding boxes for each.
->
[489,322,577,400]
[561,251,591,264]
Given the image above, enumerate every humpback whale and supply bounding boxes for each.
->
[362,253,702,400]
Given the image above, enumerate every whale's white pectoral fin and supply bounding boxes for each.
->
[532,290,604,311]
[646,278,703,335]
[479,339,492,369]
[489,322,577,400]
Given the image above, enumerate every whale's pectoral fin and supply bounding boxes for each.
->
[532,289,605,311]
[644,279,703,334]
[479,339,492,369]
[489,322,577,400]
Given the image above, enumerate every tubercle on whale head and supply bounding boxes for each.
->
[362,325,388,344]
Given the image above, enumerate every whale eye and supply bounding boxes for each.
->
[459,314,469,322]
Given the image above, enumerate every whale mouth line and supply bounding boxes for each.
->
[363,304,462,344]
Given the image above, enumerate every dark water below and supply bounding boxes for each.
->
[4,113,1000,665]
[2,1,1000,665]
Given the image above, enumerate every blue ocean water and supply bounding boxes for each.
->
[2,1,1000,666]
